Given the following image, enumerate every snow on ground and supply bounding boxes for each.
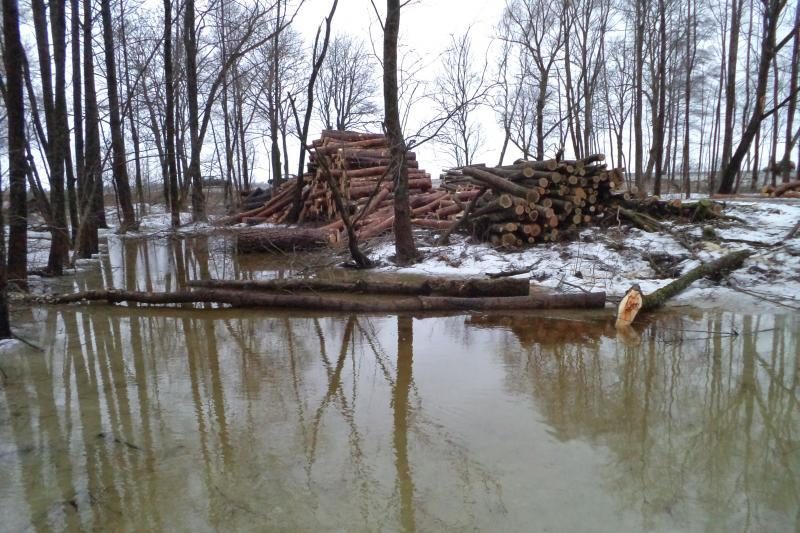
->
[16,199,800,313]
[371,199,800,312]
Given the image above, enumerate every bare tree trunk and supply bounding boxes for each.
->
[719,0,743,174]
[32,0,70,274]
[69,0,82,239]
[634,0,647,189]
[3,0,27,298]
[780,0,800,183]
[184,0,206,221]
[100,0,136,230]
[164,0,180,227]
[77,0,102,257]
[681,0,697,198]
[385,0,416,264]
[120,9,145,215]
[718,0,789,193]
[652,0,667,196]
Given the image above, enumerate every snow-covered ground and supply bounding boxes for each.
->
[17,199,800,313]
[370,199,800,312]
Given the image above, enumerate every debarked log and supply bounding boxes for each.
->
[29,288,607,312]
[236,227,337,254]
[187,276,531,297]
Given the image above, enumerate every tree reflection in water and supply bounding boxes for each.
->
[0,233,797,531]
[469,311,799,531]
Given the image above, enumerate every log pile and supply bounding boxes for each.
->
[440,156,625,246]
[761,180,800,198]
[225,130,435,233]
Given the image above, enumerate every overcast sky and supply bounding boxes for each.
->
[278,0,512,180]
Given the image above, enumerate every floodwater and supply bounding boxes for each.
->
[1,234,798,532]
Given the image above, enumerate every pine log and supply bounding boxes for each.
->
[236,227,336,254]
[29,288,606,312]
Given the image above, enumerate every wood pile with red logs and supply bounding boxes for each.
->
[226,133,726,254]
[224,130,433,232]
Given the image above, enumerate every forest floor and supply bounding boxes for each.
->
[20,197,800,313]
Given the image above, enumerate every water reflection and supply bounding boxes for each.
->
[0,235,798,531]
[470,312,800,531]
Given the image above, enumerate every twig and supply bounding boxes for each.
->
[12,333,44,352]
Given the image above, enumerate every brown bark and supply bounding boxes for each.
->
[718,0,788,193]
[772,179,800,196]
[164,0,180,227]
[101,0,137,231]
[184,0,206,221]
[69,0,82,238]
[384,0,416,265]
[32,288,606,312]
[640,250,753,311]
[236,227,337,254]
[187,276,530,298]
[462,167,541,203]
[4,0,26,289]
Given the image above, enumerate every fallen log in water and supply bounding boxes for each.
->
[28,288,607,312]
[236,227,337,254]
[626,250,754,315]
[187,276,531,297]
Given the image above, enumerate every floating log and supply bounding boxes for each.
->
[187,276,531,297]
[638,250,753,312]
[31,288,606,312]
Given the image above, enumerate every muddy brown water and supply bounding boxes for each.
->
[1,234,798,532]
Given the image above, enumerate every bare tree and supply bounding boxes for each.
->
[101,0,137,231]
[718,0,792,193]
[288,0,338,223]
[315,35,379,131]
[383,0,416,264]
[503,0,566,160]
[2,0,26,333]
[434,30,489,167]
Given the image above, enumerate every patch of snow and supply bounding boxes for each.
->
[373,199,800,311]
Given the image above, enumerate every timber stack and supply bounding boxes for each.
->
[440,156,626,247]
[227,130,443,242]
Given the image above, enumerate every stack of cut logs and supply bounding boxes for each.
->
[228,130,433,229]
[228,130,633,252]
[443,156,625,246]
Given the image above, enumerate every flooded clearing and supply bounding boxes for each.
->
[1,234,798,532]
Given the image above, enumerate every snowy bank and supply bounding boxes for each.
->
[371,199,800,312]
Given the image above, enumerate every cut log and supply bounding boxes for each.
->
[31,288,606,312]
[236,227,336,254]
[462,167,541,203]
[615,284,643,328]
[772,180,800,197]
[187,276,531,297]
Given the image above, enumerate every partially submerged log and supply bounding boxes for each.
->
[30,288,606,312]
[236,227,337,254]
[633,249,753,313]
[187,276,531,298]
